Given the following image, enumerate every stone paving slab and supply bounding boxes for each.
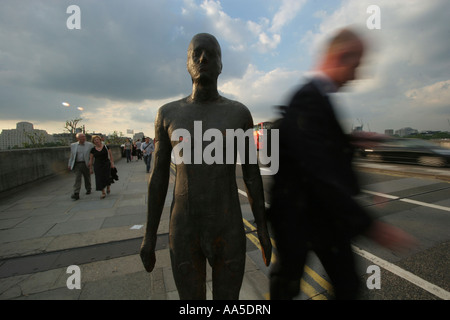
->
[0,158,271,300]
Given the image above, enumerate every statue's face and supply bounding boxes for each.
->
[187,34,222,83]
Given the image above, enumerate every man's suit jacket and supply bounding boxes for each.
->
[268,80,372,245]
[68,141,93,170]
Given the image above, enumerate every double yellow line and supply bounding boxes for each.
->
[243,217,334,300]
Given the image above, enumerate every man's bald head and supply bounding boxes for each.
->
[317,28,366,88]
[326,28,363,55]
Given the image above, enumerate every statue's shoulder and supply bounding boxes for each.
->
[219,96,254,128]
[158,97,189,117]
[220,96,251,115]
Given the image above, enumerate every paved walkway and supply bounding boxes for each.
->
[0,158,270,300]
[0,156,448,300]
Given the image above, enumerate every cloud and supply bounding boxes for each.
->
[302,0,450,133]
[193,0,304,54]
[270,0,307,33]
[0,0,305,126]
[1,1,192,101]
[220,64,301,121]
[200,0,245,43]
[406,81,450,105]
[1,0,448,137]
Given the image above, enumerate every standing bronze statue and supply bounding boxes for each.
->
[140,33,272,300]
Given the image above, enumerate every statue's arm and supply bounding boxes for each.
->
[240,109,272,266]
[140,108,172,272]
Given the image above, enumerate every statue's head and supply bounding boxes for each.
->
[187,33,222,84]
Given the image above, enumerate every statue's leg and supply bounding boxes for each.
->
[170,234,207,300]
[209,233,246,300]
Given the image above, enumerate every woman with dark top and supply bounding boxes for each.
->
[89,135,115,199]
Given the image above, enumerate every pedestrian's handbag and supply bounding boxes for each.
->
[104,145,116,183]
[110,167,119,181]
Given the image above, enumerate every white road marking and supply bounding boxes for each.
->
[362,189,450,212]
[238,189,247,197]
[352,245,450,300]
[239,186,450,300]
[362,190,399,200]
[238,188,270,208]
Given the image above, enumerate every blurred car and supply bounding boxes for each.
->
[361,138,450,167]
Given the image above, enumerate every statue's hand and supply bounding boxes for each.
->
[257,227,272,267]
[140,240,156,272]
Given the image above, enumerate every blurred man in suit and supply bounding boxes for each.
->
[68,133,93,200]
[268,28,414,300]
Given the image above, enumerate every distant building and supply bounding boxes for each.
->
[133,132,145,141]
[384,129,394,136]
[0,122,54,150]
[395,127,418,137]
[420,130,441,136]
[52,133,75,146]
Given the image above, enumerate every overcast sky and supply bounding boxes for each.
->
[1,0,449,136]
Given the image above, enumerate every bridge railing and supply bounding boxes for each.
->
[0,145,123,194]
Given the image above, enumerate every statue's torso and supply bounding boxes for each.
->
[160,97,253,230]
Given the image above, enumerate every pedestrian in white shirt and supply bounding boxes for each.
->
[68,133,93,200]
